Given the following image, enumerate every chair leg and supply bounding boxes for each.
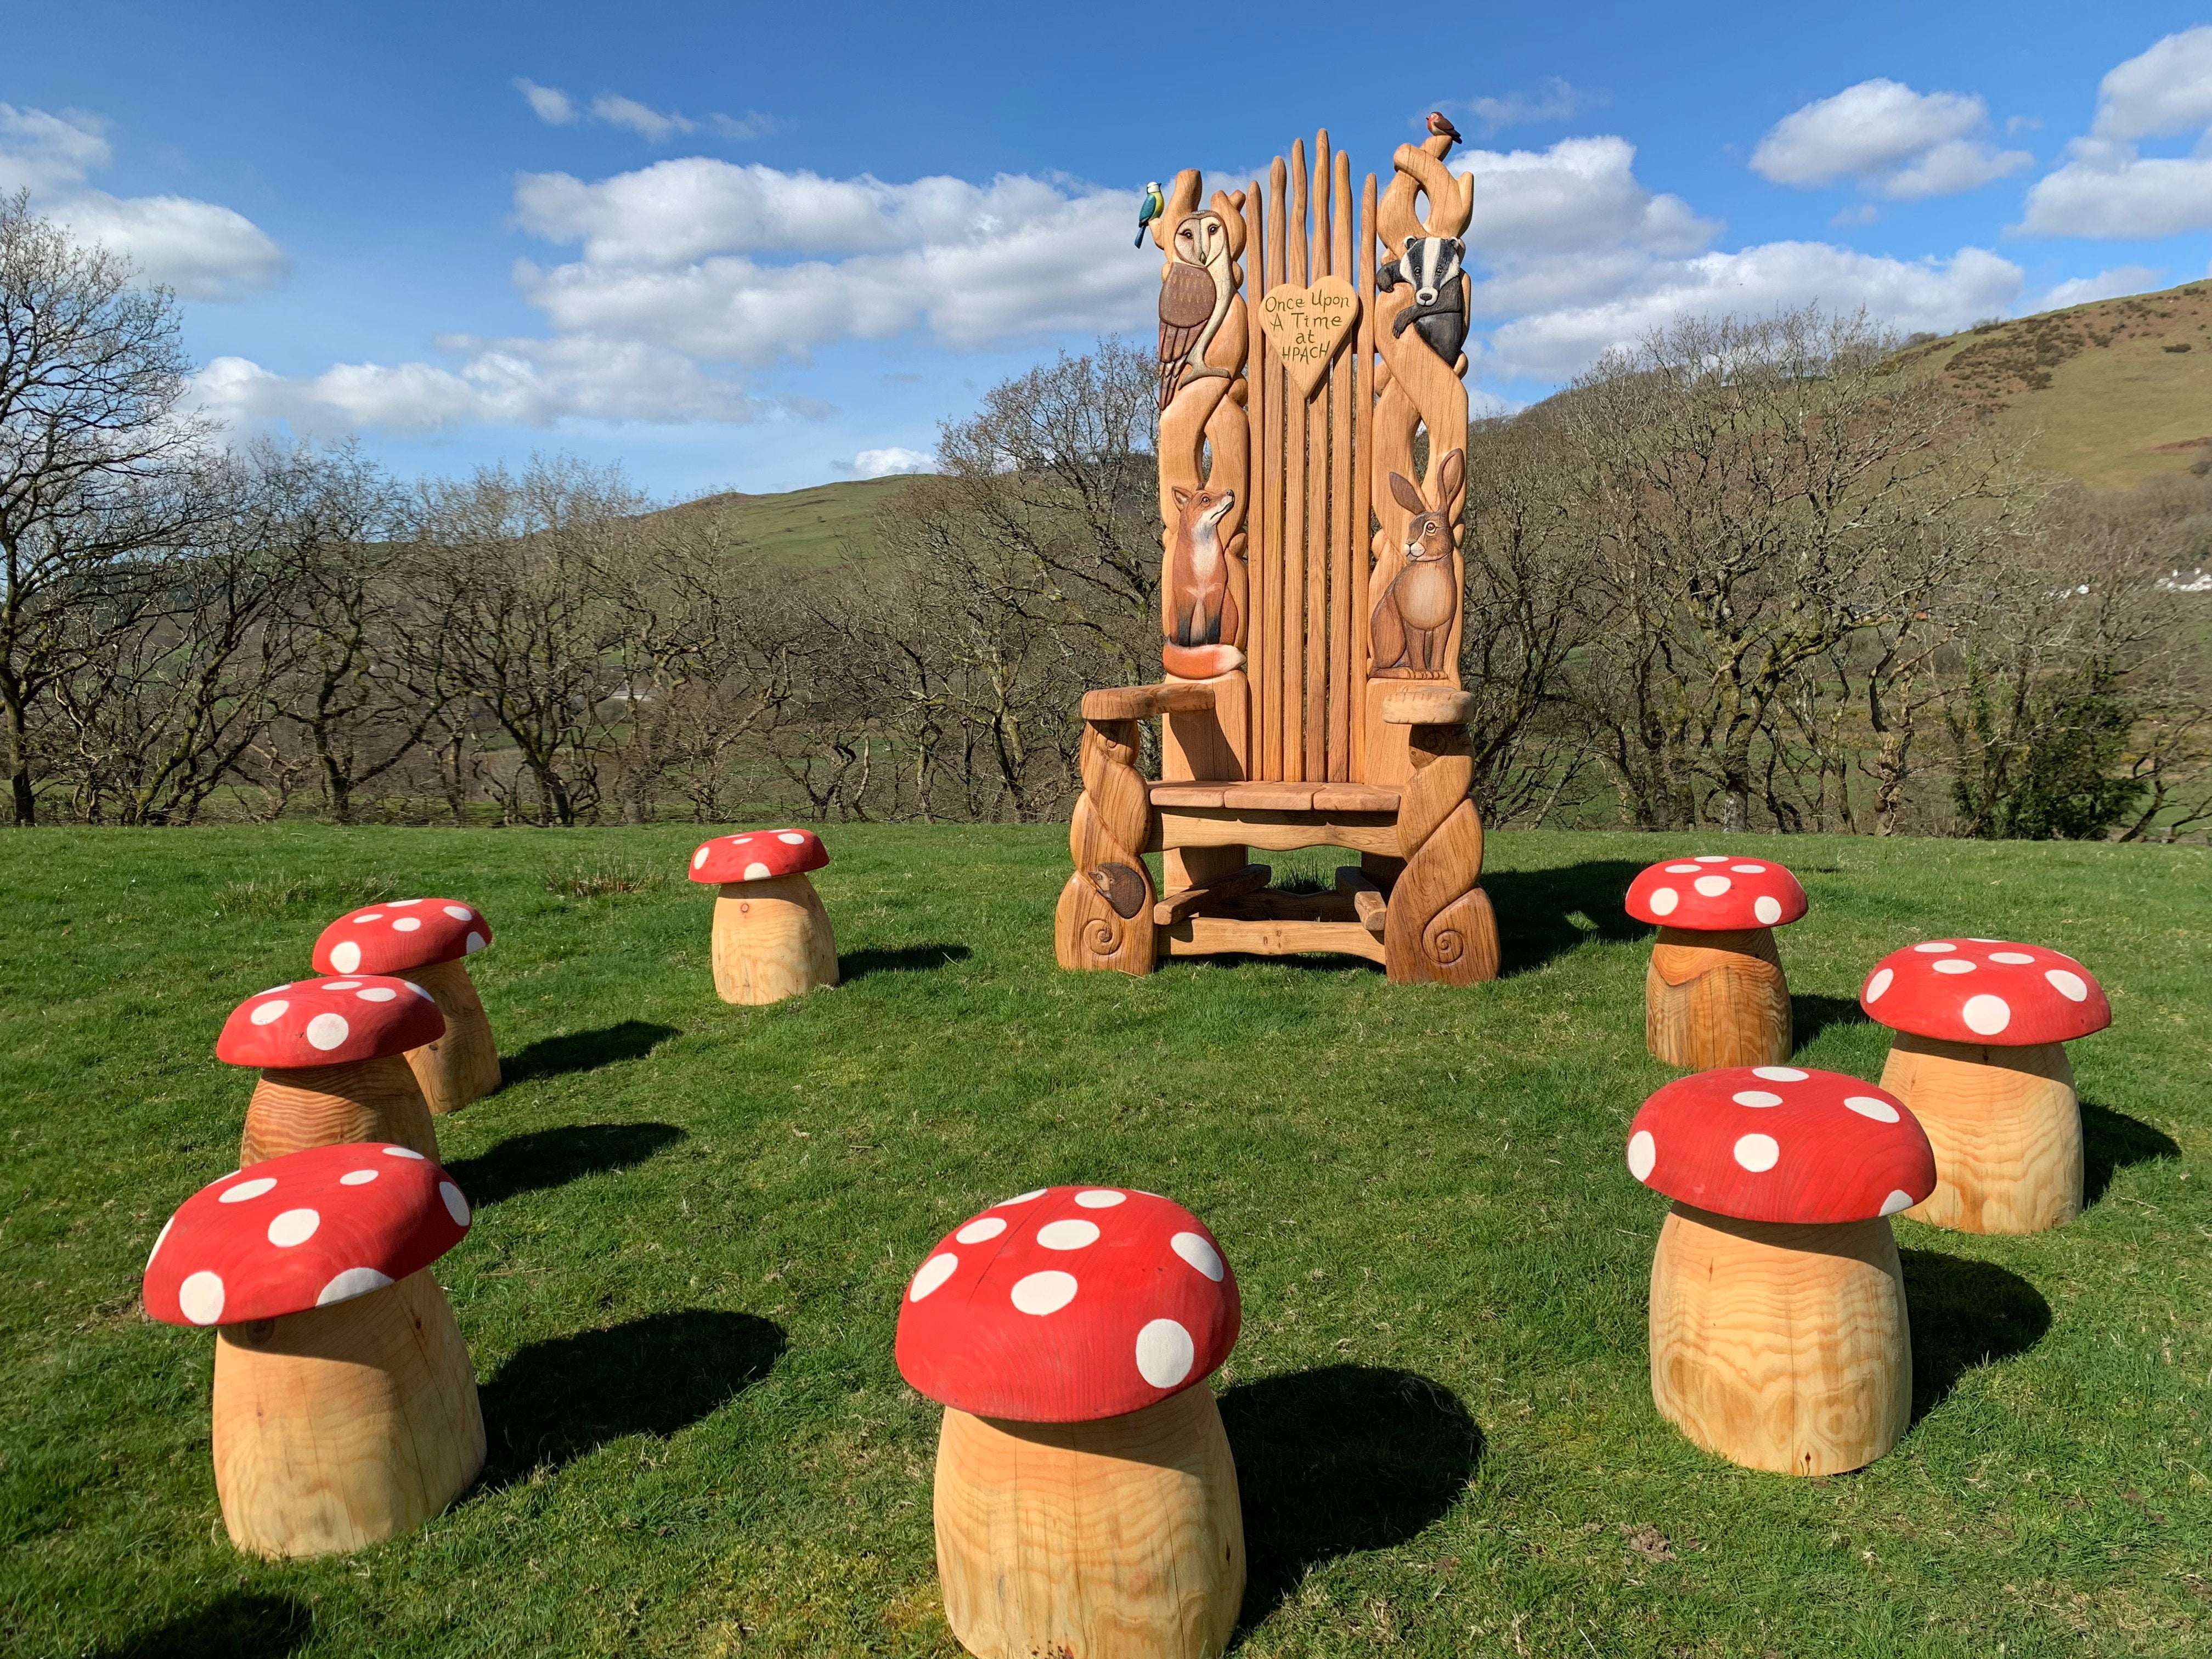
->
[1385,722,1500,985]
[1055,716,1157,975]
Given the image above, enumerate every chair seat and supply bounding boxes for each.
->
[1149,780,1403,814]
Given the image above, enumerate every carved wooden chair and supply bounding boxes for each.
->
[1056,128,1500,986]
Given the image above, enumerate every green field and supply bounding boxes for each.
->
[2,826,2206,1657]
[645,473,916,568]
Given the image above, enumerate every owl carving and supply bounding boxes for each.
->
[1156,210,1235,411]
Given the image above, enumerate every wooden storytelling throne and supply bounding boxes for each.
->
[1055,126,1500,986]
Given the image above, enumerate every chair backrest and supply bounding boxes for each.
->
[1150,128,1475,789]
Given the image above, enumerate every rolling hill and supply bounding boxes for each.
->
[638,471,919,568]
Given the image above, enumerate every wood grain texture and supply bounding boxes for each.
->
[710,874,839,1005]
[397,958,500,1114]
[1084,684,1218,720]
[1334,867,1388,934]
[241,1056,439,1167]
[934,1386,1243,1659]
[1153,806,1401,857]
[1645,927,1792,1069]
[212,1268,484,1558]
[1649,1201,1909,1477]
[1057,718,1158,974]
[1154,864,1272,924]
[1384,723,1496,985]
[1880,1034,2082,1234]
[1167,916,1387,964]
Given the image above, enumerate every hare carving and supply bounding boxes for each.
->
[1369,449,1463,679]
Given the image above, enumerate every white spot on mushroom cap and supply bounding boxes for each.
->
[1933,960,1976,975]
[1009,1271,1077,1314]
[389,899,421,907]
[909,1253,959,1302]
[2046,969,2090,1002]
[249,1000,288,1026]
[1990,950,2035,964]
[1731,864,1767,874]
[692,847,709,870]
[443,905,472,921]
[1914,941,1955,953]
[742,861,772,881]
[1171,1231,1224,1280]
[439,1182,470,1226]
[219,1177,277,1204]
[1878,1190,1915,1217]
[997,1189,1046,1205]
[305,1012,351,1051]
[1135,1318,1195,1388]
[1627,1129,1657,1182]
[146,1216,174,1269]
[1754,895,1783,925]
[1648,886,1679,916]
[955,1216,1007,1244]
[324,981,361,991]
[465,932,486,953]
[1073,1189,1126,1209]
[1752,1066,1807,1081]
[329,941,362,973]
[1693,876,1732,897]
[357,986,397,1001]
[317,1267,392,1306]
[382,1147,426,1160]
[1037,1219,1099,1250]
[407,982,432,1000]
[1733,1090,1784,1108]
[339,1169,379,1186]
[1962,994,2012,1035]
[179,1271,225,1324]
[1664,864,1700,874]
[1733,1133,1780,1172]
[1846,1096,1900,1122]
[267,1208,320,1247]
[1865,968,1894,1003]
[1694,855,1728,863]
[392,917,422,933]
[777,832,806,845]
[354,913,382,922]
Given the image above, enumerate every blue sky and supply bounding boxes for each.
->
[9,2,2212,499]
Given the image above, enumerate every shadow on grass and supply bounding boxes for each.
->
[2083,1102,2180,1207]
[479,1310,785,1485]
[842,943,972,981]
[442,1122,686,1207]
[1901,1250,2051,1422]
[93,1594,312,1658]
[504,1020,679,1085]
[1220,1365,1481,1630]
[1483,860,1647,976]
[1791,992,1871,1051]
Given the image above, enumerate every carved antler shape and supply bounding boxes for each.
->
[1378,138,1473,249]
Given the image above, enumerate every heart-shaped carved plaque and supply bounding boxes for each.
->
[1257,276,1359,398]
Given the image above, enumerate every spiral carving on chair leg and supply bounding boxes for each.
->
[1054,718,1158,975]
[1384,724,1499,985]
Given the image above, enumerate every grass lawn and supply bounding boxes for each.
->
[1,825,2207,1658]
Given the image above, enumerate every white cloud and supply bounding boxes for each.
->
[0,103,285,300]
[847,446,933,478]
[2040,266,2164,310]
[1455,78,1599,135]
[590,94,693,142]
[516,79,575,125]
[1831,203,1880,229]
[1454,137,1716,264]
[2020,28,2212,238]
[515,81,777,145]
[1752,80,2030,199]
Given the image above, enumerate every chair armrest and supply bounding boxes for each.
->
[1081,683,1218,721]
[1380,687,1479,726]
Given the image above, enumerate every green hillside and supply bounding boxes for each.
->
[1898,279,2212,492]
[643,472,920,568]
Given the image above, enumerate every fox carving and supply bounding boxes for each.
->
[1369,449,1464,679]
[1162,484,1243,678]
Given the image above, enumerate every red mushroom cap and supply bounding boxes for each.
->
[894,1185,1240,1423]
[1624,855,1808,931]
[143,1142,471,1326]
[1626,1065,1936,1225]
[312,899,492,976]
[1859,939,2111,1046]
[689,828,830,884]
[215,976,444,1069]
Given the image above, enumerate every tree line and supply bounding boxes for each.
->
[4,194,2207,837]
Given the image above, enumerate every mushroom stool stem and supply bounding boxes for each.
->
[1649,1201,1910,1476]
[211,1267,484,1558]
[712,874,838,1005]
[397,959,502,1114]
[934,1384,1245,1659]
[1646,926,1792,1070]
[1880,1035,2081,1234]
[241,1057,439,1167]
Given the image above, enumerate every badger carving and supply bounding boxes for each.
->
[1376,235,1469,366]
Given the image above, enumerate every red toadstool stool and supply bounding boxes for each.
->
[312,899,500,1113]
[219,977,444,1166]
[896,1185,1244,1659]
[1626,855,1808,1068]
[142,1143,485,1556]
[687,829,838,1005]
[1627,1065,1936,1475]
[1860,938,2112,1233]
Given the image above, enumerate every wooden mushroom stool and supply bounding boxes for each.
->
[313,899,499,1113]
[895,1186,1245,1659]
[688,828,838,1005]
[1627,1065,1936,1475]
[1627,855,1807,1069]
[142,1142,485,1557]
[1860,939,2112,1233]
[219,977,444,1166]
